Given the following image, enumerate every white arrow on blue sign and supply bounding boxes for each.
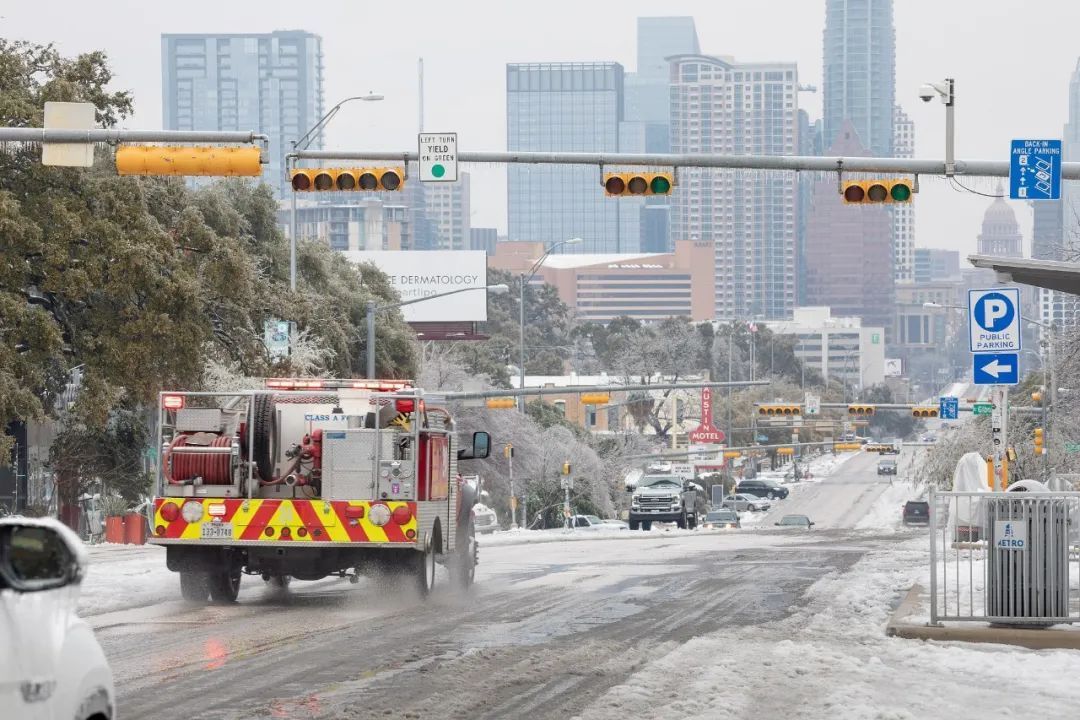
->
[968,288,1022,353]
[973,353,1019,385]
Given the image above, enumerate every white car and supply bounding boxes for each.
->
[472,504,499,534]
[0,517,115,719]
[571,515,629,530]
[721,494,771,512]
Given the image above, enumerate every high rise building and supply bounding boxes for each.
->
[469,227,498,255]
[823,0,896,157]
[161,31,324,198]
[424,172,470,250]
[669,54,799,320]
[913,248,960,283]
[506,62,626,253]
[803,122,895,337]
[624,17,701,254]
[892,105,915,283]
[977,191,1023,258]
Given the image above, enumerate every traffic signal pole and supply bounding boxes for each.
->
[291,148,1080,181]
[0,128,265,144]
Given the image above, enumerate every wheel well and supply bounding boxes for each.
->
[86,714,109,720]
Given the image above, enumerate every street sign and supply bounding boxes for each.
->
[974,352,1019,385]
[418,132,458,182]
[41,102,96,167]
[804,393,820,416]
[688,387,725,444]
[968,288,1022,353]
[884,358,902,377]
[939,396,959,420]
[973,403,994,416]
[1009,139,1061,200]
[1065,442,1080,454]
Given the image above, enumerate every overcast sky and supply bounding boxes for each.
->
[6,0,1080,258]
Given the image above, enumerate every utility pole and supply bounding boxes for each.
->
[505,443,517,529]
[561,462,572,529]
[991,385,1008,491]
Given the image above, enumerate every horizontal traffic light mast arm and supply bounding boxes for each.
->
[441,379,770,402]
[291,149,1080,181]
[0,128,267,144]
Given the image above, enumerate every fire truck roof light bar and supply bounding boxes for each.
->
[265,378,413,391]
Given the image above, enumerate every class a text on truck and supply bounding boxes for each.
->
[149,378,491,601]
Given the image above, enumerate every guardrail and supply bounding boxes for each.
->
[929,488,1080,626]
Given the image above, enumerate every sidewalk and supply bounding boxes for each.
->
[887,583,1080,650]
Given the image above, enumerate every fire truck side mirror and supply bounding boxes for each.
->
[458,431,491,460]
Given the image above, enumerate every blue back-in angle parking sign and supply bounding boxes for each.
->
[1010,139,1061,200]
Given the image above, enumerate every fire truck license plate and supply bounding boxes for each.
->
[200,523,234,540]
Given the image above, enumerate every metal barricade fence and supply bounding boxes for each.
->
[929,488,1080,625]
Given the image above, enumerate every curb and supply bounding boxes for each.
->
[887,583,1080,650]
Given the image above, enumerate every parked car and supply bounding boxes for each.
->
[902,500,931,526]
[735,479,790,500]
[0,517,115,720]
[721,494,771,512]
[774,514,815,529]
[701,509,741,529]
[877,458,898,475]
[473,504,499,534]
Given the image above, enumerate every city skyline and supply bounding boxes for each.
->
[6,0,1080,260]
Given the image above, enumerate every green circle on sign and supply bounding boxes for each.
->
[431,164,445,178]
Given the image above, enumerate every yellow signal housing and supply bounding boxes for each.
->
[115,145,262,177]
[485,397,516,410]
[758,404,802,417]
[603,172,674,197]
[841,179,914,204]
[847,405,875,416]
[1034,427,1045,455]
[776,447,796,456]
[580,393,611,405]
[561,462,572,475]
[290,167,405,192]
[912,406,939,418]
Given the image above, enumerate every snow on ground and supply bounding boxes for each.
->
[576,533,1080,720]
[79,543,173,617]
[854,477,922,532]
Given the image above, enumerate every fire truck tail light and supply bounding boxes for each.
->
[162,394,185,410]
[406,528,416,540]
[344,506,365,519]
[391,505,413,525]
[280,527,292,539]
[207,503,227,517]
[155,525,166,536]
[395,399,416,414]
[181,500,203,523]
[160,503,180,522]
[368,504,392,526]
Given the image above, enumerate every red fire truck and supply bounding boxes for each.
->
[148,379,490,602]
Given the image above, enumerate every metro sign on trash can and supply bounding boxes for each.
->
[688,388,725,444]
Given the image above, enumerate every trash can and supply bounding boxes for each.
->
[985,490,1070,625]
[104,515,126,544]
[123,511,147,545]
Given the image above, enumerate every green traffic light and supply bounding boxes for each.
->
[650,175,672,194]
[890,183,912,202]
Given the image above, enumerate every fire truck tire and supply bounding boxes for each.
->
[209,567,242,603]
[415,532,438,597]
[453,520,477,589]
[179,571,210,602]
[251,392,276,482]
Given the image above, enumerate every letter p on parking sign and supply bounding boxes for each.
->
[969,288,1021,353]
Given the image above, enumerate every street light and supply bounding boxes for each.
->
[518,238,583,412]
[365,284,509,378]
[289,93,384,292]
[919,78,956,176]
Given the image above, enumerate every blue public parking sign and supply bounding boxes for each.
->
[1010,139,1061,200]
[973,353,1020,385]
[939,396,959,420]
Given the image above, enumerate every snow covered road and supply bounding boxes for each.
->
[79,450,1080,719]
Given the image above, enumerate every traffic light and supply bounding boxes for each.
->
[504,444,514,459]
[580,393,610,405]
[1032,389,1044,405]
[758,404,802,417]
[603,172,674,197]
[290,167,405,192]
[115,145,262,177]
[776,447,796,456]
[847,405,875,416]
[1034,427,1045,455]
[485,397,516,409]
[561,462,572,475]
[841,179,913,204]
[912,406,939,418]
